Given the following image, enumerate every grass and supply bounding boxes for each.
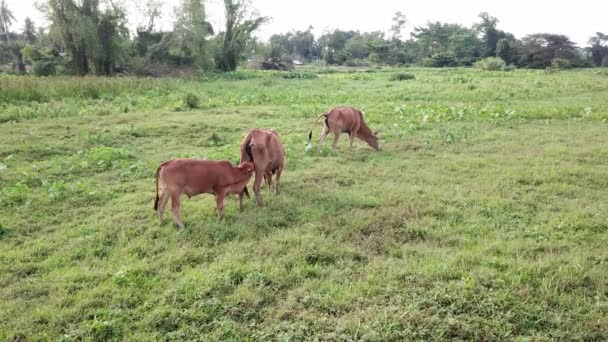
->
[1,67,608,340]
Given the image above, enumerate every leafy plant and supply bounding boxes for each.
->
[390,72,415,81]
[183,93,201,109]
[474,57,507,71]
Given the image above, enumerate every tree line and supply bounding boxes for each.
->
[1,0,607,76]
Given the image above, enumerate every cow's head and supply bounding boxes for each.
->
[367,130,380,151]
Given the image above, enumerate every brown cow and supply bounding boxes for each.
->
[308,106,380,153]
[154,159,255,229]
[239,129,285,207]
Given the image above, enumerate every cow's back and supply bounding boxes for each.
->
[327,107,361,132]
[245,129,284,170]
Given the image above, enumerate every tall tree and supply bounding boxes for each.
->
[519,33,581,68]
[44,0,129,75]
[23,17,37,43]
[390,11,407,41]
[474,12,499,57]
[588,32,608,67]
[0,0,15,42]
[216,0,267,71]
[172,0,214,68]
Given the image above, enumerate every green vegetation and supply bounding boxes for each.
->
[1,67,608,340]
[2,1,608,76]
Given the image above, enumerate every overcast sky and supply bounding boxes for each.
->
[5,0,607,46]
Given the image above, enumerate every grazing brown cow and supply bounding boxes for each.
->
[239,129,285,207]
[154,159,255,229]
[308,106,380,153]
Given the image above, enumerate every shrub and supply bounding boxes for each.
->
[550,58,573,70]
[183,93,200,109]
[390,72,415,81]
[474,57,507,71]
[32,61,57,76]
[421,53,458,67]
[282,72,318,79]
[343,58,373,67]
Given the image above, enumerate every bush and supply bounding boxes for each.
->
[183,93,200,109]
[390,72,415,81]
[282,72,318,79]
[421,53,458,68]
[474,57,507,71]
[343,58,373,67]
[550,58,573,70]
[32,61,57,76]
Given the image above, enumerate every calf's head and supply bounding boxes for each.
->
[237,161,255,175]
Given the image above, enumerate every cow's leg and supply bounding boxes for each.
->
[318,124,330,153]
[274,167,282,195]
[348,133,355,153]
[215,193,225,221]
[170,193,185,229]
[265,172,272,191]
[253,169,264,207]
[331,132,341,152]
[157,191,170,225]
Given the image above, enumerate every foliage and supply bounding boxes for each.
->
[183,92,201,109]
[282,71,318,79]
[519,34,581,69]
[215,0,267,71]
[45,0,129,75]
[390,72,415,81]
[1,69,608,340]
[587,32,608,67]
[474,57,507,71]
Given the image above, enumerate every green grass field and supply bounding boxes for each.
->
[1,68,608,340]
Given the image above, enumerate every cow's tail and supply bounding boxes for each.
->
[154,161,169,211]
[308,113,327,142]
[241,134,254,162]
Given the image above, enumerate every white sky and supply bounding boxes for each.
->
[5,0,607,46]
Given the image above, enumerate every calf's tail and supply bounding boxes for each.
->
[308,113,327,142]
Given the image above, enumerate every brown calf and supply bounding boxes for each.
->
[154,159,255,229]
[239,129,285,207]
[308,106,380,153]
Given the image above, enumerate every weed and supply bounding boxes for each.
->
[390,72,415,81]
[184,93,201,109]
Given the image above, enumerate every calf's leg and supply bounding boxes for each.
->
[318,124,330,153]
[170,193,185,229]
[157,191,170,225]
[215,193,225,221]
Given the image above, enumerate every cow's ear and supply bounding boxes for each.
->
[374,130,380,135]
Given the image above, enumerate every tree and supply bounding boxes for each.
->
[474,12,498,57]
[172,0,214,68]
[411,22,483,66]
[23,18,37,43]
[588,32,608,67]
[216,0,267,71]
[519,33,581,69]
[45,0,129,75]
[0,0,15,42]
[390,11,407,41]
